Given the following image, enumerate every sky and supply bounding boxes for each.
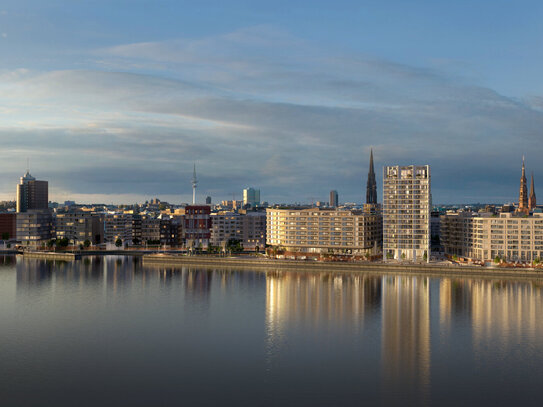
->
[1,0,543,205]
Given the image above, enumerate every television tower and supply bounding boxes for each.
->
[191,163,198,204]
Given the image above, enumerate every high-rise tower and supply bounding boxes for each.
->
[529,172,536,210]
[191,164,198,205]
[366,149,377,204]
[16,170,48,213]
[519,157,528,213]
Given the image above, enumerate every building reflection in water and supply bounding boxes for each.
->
[381,276,431,404]
[265,271,382,361]
[470,280,543,353]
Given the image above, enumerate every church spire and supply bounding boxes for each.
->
[529,171,536,210]
[366,149,377,204]
[519,156,529,212]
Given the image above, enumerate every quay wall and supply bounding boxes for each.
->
[142,255,543,281]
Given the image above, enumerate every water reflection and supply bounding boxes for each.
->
[381,276,431,405]
[6,256,543,406]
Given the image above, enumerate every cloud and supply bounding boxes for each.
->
[0,26,542,204]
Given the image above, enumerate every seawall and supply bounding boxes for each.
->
[142,255,543,281]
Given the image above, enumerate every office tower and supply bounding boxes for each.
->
[329,190,338,207]
[205,196,212,205]
[16,171,48,213]
[529,172,536,210]
[366,149,377,204]
[243,187,260,207]
[383,165,431,262]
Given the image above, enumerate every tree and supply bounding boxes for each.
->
[115,238,123,248]
[84,239,91,248]
[401,252,406,260]
[132,237,140,246]
[1,232,9,241]
[423,251,428,261]
[56,238,69,248]
[494,255,501,264]
[226,238,243,253]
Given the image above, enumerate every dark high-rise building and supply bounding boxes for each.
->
[366,149,377,204]
[529,172,537,211]
[329,190,338,207]
[16,171,48,213]
[205,196,212,205]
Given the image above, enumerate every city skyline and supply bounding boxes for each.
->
[1,1,543,204]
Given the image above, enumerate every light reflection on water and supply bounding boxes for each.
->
[1,255,543,406]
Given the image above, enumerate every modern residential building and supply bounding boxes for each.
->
[104,213,133,245]
[441,211,543,263]
[266,207,382,255]
[141,215,161,244]
[184,205,211,248]
[16,171,48,213]
[383,165,431,262]
[329,190,338,207]
[210,211,266,250]
[243,187,261,207]
[55,211,103,245]
[16,210,53,247]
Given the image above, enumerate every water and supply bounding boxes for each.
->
[1,255,543,406]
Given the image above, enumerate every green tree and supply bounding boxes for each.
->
[84,239,91,248]
[56,238,69,248]
[1,232,9,240]
[494,255,501,264]
[423,251,428,261]
[115,238,123,248]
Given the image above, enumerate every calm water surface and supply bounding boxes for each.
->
[1,255,542,406]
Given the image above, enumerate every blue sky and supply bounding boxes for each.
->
[1,1,542,204]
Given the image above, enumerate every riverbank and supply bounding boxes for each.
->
[142,254,543,281]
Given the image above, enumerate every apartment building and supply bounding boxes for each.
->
[383,165,431,262]
[16,210,53,247]
[441,211,543,262]
[266,207,382,254]
[210,211,266,250]
[55,211,103,245]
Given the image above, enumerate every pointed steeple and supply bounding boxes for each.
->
[366,149,377,204]
[519,156,529,212]
[529,171,536,210]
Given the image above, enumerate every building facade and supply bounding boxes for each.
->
[383,165,431,262]
[104,213,133,245]
[184,205,211,248]
[243,188,260,207]
[441,211,543,263]
[16,171,48,213]
[210,211,266,250]
[329,190,338,207]
[0,213,16,241]
[16,210,53,247]
[55,211,103,245]
[266,207,382,255]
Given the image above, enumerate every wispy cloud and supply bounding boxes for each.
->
[0,26,541,204]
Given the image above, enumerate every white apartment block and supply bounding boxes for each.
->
[441,211,543,262]
[383,165,431,262]
[266,207,382,254]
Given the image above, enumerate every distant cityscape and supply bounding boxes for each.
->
[0,152,540,265]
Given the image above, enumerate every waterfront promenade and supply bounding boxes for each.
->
[142,254,543,281]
